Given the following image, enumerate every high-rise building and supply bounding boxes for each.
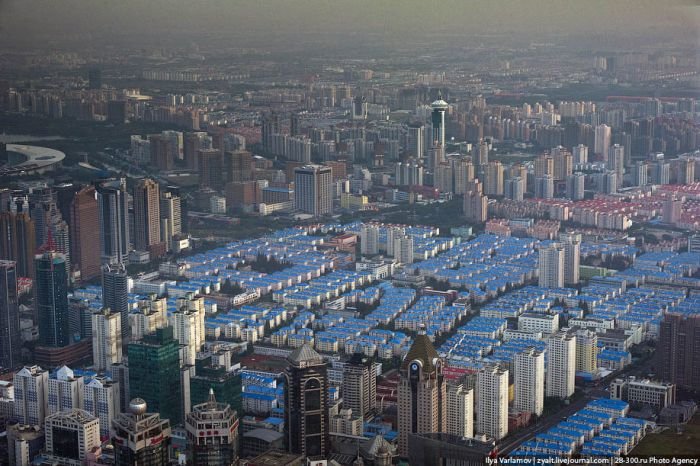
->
[102,263,129,339]
[652,161,670,185]
[92,309,123,372]
[485,161,504,196]
[446,381,473,439]
[534,155,554,178]
[224,150,254,183]
[565,172,586,200]
[594,124,611,157]
[35,251,70,348]
[552,146,573,181]
[677,157,695,185]
[534,175,554,199]
[0,212,36,278]
[159,189,182,253]
[688,234,700,253]
[398,333,446,455]
[198,148,224,191]
[514,348,545,416]
[96,179,130,265]
[133,178,162,253]
[130,295,168,342]
[14,365,49,426]
[44,409,100,465]
[109,363,130,414]
[128,326,182,425]
[575,328,598,374]
[546,330,576,399]
[559,233,581,286]
[84,375,120,439]
[149,134,175,171]
[69,186,100,282]
[607,144,626,185]
[360,224,379,256]
[430,94,448,169]
[463,179,488,224]
[393,235,414,265]
[342,352,377,421]
[632,161,649,187]
[505,177,525,201]
[284,344,329,459]
[183,132,212,170]
[538,243,564,289]
[572,144,588,165]
[473,140,489,168]
[7,422,44,466]
[663,197,682,224]
[112,398,172,466]
[657,310,700,391]
[476,363,509,440]
[0,260,21,369]
[407,124,425,160]
[48,365,84,415]
[294,165,333,217]
[261,112,280,152]
[185,389,239,466]
[170,293,206,367]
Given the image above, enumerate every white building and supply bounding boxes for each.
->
[518,313,560,334]
[447,382,474,438]
[13,365,48,426]
[609,376,676,410]
[538,243,565,288]
[560,233,581,286]
[514,347,545,416]
[476,364,509,441]
[44,409,100,465]
[91,309,122,372]
[48,366,84,415]
[546,331,576,399]
[393,235,414,265]
[360,224,379,256]
[169,293,206,366]
[130,295,168,341]
[83,376,120,439]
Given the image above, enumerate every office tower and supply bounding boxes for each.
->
[133,178,162,253]
[284,344,329,458]
[505,177,525,201]
[407,124,425,160]
[473,140,489,168]
[485,161,504,196]
[128,326,182,425]
[112,398,172,466]
[14,365,49,425]
[514,348,545,416]
[159,189,182,253]
[398,333,446,455]
[534,175,554,199]
[294,165,333,217]
[663,197,682,224]
[96,179,130,265]
[29,187,70,266]
[463,179,488,224]
[594,124,611,157]
[573,144,588,165]
[185,389,239,466]
[170,293,206,367]
[652,161,670,185]
[102,263,129,340]
[552,147,573,181]
[607,144,626,184]
[534,155,554,178]
[0,212,36,278]
[360,224,379,255]
[393,235,414,265]
[559,233,581,285]
[538,243,564,289]
[224,150,254,183]
[130,295,168,341]
[476,363,509,441]
[446,381,473,439]
[92,309,123,372]
[69,186,100,282]
[261,112,280,152]
[343,352,377,421]
[430,94,448,166]
[44,409,100,465]
[546,330,576,399]
[566,172,586,200]
[575,328,598,374]
[658,311,700,391]
[48,365,84,415]
[35,251,70,348]
[632,161,648,186]
[198,148,224,191]
[0,261,20,368]
[84,375,120,439]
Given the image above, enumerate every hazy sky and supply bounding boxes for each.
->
[0,0,697,50]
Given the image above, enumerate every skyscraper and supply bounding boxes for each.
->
[360,224,379,255]
[565,172,586,200]
[514,347,545,416]
[47,365,84,415]
[607,144,626,185]
[342,352,377,421]
[572,144,588,165]
[133,178,162,254]
[284,344,329,459]
[657,310,700,391]
[538,243,565,289]
[463,179,488,224]
[575,328,598,375]
[35,251,70,348]
[485,161,504,196]
[44,409,100,465]
[534,175,555,199]
[96,179,130,265]
[261,112,280,152]
[476,363,509,440]
[559,233,581,286]
[0,211,35,278]
[546,330,576,399]
[128,326,183,425]
[294,165,333,217]
[505,177,525,201]
[430,94,448,169]
[0,261,21,369]
[633,161,648,187]
[92,309,123,372]
[69,186,101,282]
[159,189,182,253]
[594,124,611,157]
[84,375,120,439]
[198,148,224,191]
[652,161,670,185]
[102,263,129,339]
[14,365,49,426]
[112,398,172,466]
[446,381,474,439]
[398,333,446,455]
[170,293,206,367]
[552,146,573,181]
[185,389,239,466]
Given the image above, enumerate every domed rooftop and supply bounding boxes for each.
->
[129,398,148,415]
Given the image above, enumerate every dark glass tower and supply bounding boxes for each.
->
[0,260,21,368]
[35,252,70,347]
[102,262,129,339]
[284,344,329,459]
